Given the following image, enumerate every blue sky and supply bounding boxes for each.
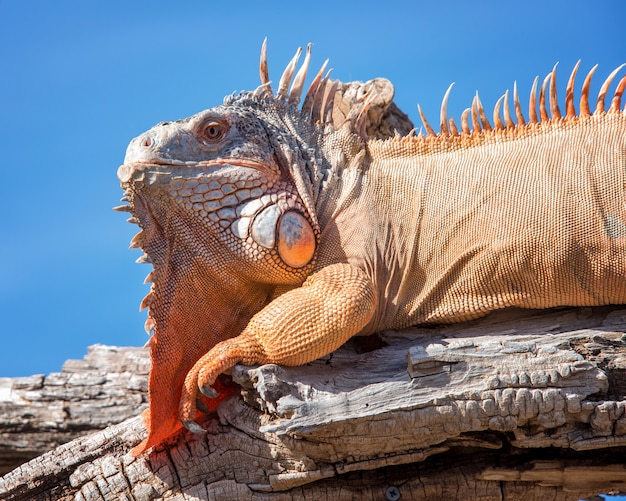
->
[1,0,624,380]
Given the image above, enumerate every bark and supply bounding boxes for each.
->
[1,306,626,500]
[0,345,149,475]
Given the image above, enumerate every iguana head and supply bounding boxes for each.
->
[116,42,385,454]
[118,95,321,280]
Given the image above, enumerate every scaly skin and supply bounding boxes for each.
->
[118,45,626,455]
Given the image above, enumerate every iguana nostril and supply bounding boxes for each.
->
[141,136,153,148]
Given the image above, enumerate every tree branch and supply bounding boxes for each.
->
[1,306,626,500]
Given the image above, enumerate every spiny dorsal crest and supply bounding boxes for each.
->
[255,39,375,139]
[254,41,625,142]
[417,61,626,139]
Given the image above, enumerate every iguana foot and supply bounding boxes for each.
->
[179,335,261,432]
[178,263,378,433]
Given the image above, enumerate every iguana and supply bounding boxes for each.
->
[117,41,626,456]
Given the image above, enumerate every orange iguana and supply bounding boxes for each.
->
[117,42,626,455]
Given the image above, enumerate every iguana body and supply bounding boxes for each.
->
[117,43,626,455]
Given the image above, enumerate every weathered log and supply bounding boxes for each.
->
[0,345,149,475]
[1,306,626,500]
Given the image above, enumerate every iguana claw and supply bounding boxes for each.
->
[182,419,206,435]
[199,384,219,399]
[196,397,211,414]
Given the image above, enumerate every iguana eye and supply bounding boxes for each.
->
[201,120,227,142]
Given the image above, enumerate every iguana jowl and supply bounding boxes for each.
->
[117,42,626,455]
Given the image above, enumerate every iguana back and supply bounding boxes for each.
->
[318,112,626,330]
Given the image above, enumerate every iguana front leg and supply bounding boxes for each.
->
[179,262,377,432]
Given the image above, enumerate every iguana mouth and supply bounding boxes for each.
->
[117,157,275,185]
[197,158,276,175]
